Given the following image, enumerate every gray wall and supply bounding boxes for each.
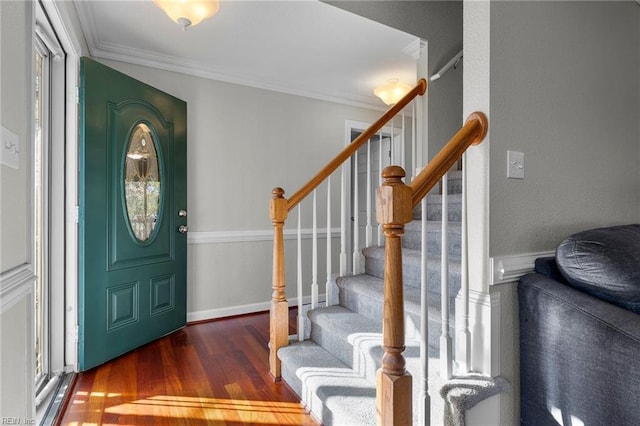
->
[1,0,31,271]
[0,0,34,419]
[98,58,382,317]
[326,1,464,159]
[490,1,640,256]
[483,2,639,423]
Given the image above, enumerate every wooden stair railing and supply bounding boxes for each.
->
[375,112,488,425]
[269,79,427,380]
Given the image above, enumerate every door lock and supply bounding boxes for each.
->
[178,225,189,234]
[178,209,188,217]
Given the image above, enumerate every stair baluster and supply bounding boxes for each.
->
[419,195,431,424]
[312,189,319,309]
[440,173,453,380]
[326,176,333,306]
[296,205,304,341]
[456,154,471,372]
[378,129,384,246]
[366,139,373,247]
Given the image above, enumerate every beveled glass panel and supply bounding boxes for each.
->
[124,123,161,242]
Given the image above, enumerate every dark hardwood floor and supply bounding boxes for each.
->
[57,310,319,425]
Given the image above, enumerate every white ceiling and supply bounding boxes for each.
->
[73,0,419,110]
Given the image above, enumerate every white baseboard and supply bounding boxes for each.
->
[490,250,554,285]
[187,294,326,323]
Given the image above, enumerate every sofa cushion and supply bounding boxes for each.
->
[556,224,640,313]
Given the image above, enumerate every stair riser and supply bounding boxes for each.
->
[364,255,461,294]
[402,227,462,255]
[421,201,462,222]
[339,288,453,353]
[310,325,363,375]
[413,194,462,222]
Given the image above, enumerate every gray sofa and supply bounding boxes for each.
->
[519,225,640,426]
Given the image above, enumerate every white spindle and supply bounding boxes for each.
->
[378,130,384,246]
[312,189,319,309]
[366,140,373,247]
[412,103,417,182]
[297,205,304,342]
[340,163,348,275]
[420,197,430,424]
[326,176,333,306]
[401,110,406,171]
[440,174,452,380]
[353,151,362,274]
[391,118,395,164]
[457,154,471,372]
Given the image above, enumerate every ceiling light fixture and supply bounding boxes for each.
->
[153,0,219,31]
[373,79,413,106]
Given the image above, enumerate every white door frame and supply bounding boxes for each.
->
[39,0,82,373]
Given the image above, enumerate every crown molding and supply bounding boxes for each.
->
[403,38,426,60]
[94,43,387,111]
[74,2,387,111]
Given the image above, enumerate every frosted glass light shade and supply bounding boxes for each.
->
[153,0,219,30]
[373,79,413,106]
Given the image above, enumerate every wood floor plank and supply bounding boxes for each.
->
[57,310,318,426]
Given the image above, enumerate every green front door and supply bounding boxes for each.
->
[79,58,187,370]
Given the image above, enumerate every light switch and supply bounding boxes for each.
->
[1,126,20,169]
[507,150,524,179]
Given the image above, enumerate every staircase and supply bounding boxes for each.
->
[268,77,488,425]
[278,169,463,425]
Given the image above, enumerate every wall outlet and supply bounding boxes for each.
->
[507,150,524,179]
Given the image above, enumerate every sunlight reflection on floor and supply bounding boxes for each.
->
[98,394,310,424]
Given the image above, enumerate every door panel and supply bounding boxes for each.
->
[79,57,187,370]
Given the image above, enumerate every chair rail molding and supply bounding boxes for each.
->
[490,250,555,285]
[188,227,340,245]
[0,264,36,313]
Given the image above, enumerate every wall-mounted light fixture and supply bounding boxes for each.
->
[373,79,412,106]
[153,0,219,31]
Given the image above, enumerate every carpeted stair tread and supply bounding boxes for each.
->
[336,273,443,317]
[335,274,456,350]
[309,305,381,336]
[279,338,448,425]
[278,341,377,425]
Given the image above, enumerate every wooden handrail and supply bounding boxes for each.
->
[409,112,487,207]
[286,78,427,212]
[268,78,427,381]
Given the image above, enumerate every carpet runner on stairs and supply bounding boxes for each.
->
[278,170,462,425]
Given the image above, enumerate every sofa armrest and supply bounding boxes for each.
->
[519,273,640,426]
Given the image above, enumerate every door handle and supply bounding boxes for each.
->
[178,225,189,234]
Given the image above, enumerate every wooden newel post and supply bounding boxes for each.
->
[375,166,413,426]
[270,187,289,380]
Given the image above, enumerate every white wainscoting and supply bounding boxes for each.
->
[490,250,555,286]
[186,228,337,321]
[0,264,35,314]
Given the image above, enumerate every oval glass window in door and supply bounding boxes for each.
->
[124,123,161,242]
